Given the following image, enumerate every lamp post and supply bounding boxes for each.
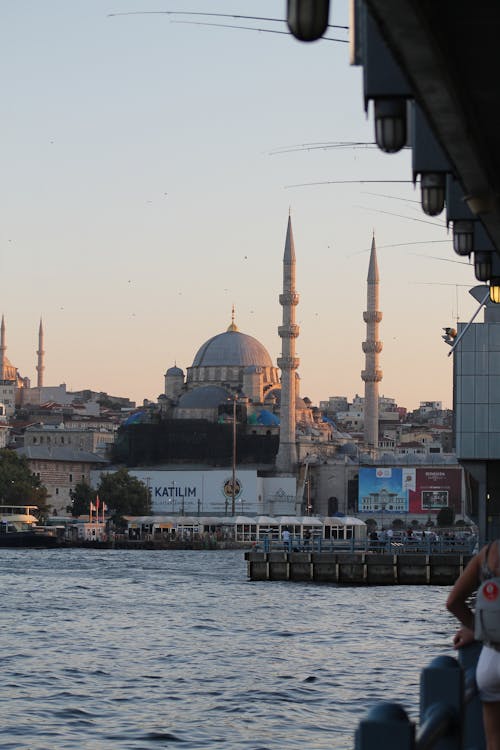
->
[170,481,176,514]
[231,393,237,516]
[306,479,312,515]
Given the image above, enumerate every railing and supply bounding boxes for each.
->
[355,642,485,750]
[257,536,477,555]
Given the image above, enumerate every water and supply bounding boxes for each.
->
[0,548,457,750]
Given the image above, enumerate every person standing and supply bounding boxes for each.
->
[446,540,500,749]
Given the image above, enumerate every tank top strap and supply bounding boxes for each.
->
[481,542,495,580]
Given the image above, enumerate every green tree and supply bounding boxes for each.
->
[97,468,151,527]
[0,449,50,520]
[67,480,94,517]
[436,506,455,527]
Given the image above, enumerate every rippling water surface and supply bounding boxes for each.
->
[0,548,457,749]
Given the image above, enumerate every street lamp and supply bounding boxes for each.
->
[170,481,176,514]
[374,99,407,153]
[453,221,474,256]
[490,278,500,304]
[305,479,312,515]
[420,173,446,216]
[231,393,237,516]
[474,251,492,282]
[287,0,330,42]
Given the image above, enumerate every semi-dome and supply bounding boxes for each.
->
[192,329,273,369]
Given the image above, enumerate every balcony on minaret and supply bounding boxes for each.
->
[361,369,383,382]
[363,311,383,323]
[277,355,300,370]
[278,324,300,339]
[279,292,299,306]
[362,341,383,353]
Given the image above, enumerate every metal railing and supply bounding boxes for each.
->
[355,642,485,750]
[257,535,476,555]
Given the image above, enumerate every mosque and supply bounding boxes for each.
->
[156,216,334,459]
[0,218,389,518]
[112,216,347,517]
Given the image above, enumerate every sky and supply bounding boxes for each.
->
[1,1,480,411]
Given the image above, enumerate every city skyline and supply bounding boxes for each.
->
[2,2,478,410]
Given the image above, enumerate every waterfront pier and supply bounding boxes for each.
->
[245,550,471,585]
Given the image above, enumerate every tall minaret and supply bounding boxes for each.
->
[36,317,45,388]
[276,215,299,473]
[0,316,5,381]
[361,234,383,447]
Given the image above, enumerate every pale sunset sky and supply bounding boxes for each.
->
[1,2,479,410]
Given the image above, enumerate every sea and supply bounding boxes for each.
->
[0,548,457,750]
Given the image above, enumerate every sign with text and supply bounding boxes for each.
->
[358,466,462,514]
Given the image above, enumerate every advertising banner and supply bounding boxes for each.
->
[92,469,297,516]
[129,469,258,515]
[358,467,407,513]
[408,468,462,514]
[358,466,462,515]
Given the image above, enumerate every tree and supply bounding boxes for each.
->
[97,468,151,527]
[436,506,455,528]
[0,449,50,520]
[67,480,94,518]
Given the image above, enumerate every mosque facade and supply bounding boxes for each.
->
[158,217,330,454]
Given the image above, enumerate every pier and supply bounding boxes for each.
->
[245,550,471,585]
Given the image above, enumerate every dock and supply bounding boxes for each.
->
[245,550,470,585]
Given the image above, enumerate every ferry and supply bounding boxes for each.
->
[0,505,59,547]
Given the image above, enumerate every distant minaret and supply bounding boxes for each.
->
[361,234,383,447]
[36,318,45,388]
[0,316,5,381]
[276,215,299,473]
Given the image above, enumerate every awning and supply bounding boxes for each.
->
[323,515,366,527]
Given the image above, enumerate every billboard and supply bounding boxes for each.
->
[91,469,297,516]
[358,467,407,513]
[130,469,258,515]
[358,467,462,515]
[408,468,462,514]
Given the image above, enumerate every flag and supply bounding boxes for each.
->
[102,502,108,511]
[89,501,95,511]
[95,495,100,512]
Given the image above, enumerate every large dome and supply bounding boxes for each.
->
[192,329,273,369]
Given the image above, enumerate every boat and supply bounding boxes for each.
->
[0,505,60,547]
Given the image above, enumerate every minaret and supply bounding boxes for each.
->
[36,317,45,388]
[0,316,5,381]
[276,215,299,473]
[361,234,383,447]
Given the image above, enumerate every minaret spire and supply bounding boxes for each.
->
[227,304,238,332]
[276,215,299,473]
[0,315,5,381]
[361,234,383,447]
[36,317,45,388]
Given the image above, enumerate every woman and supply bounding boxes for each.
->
[446,540,500,749]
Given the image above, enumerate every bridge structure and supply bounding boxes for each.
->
[355,643,485,750]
